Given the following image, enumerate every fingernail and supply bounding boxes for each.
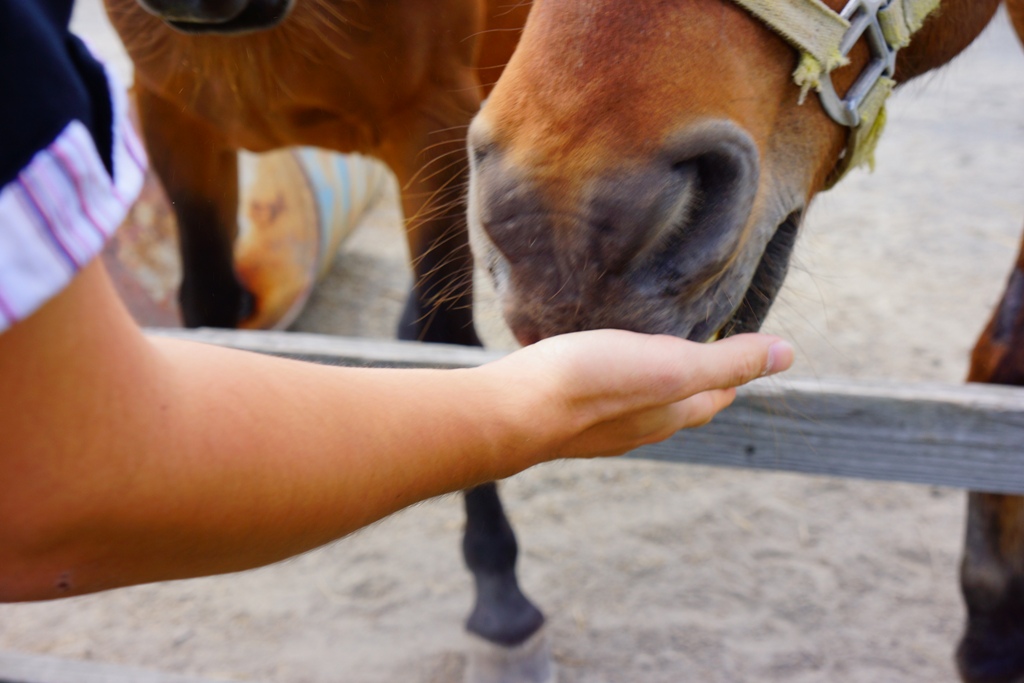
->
[763,340,794,376]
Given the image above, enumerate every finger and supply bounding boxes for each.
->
[673,387,737,429]
[636,387,736,445]
[668,334,793,399]
[567,387,738,459]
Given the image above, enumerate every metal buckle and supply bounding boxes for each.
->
[817,0,899,128]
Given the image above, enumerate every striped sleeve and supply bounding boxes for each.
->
[0,64,147,333]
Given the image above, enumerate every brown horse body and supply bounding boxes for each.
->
[104,0,527,334]
[470,0,1024,680]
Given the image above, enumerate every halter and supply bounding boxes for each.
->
[730,0,940,186]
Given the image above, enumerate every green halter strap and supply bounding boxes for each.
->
[730,0,940,186]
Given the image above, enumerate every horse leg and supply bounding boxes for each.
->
[386,124,482,347]
[956,242,1024,683]
[462,483,551,683]
[134,85,252,328]
[382,112,549,680]
[463,485,545,643]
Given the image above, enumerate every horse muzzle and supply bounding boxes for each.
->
[469,119,797,345]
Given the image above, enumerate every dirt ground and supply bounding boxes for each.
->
[3,3,1024,682]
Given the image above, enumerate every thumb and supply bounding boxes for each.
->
[671,334,794,398]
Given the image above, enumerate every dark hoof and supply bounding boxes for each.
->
[467,573,545,647]
[957,630,1024,683]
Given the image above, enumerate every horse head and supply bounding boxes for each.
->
[134,0,292,32]
[468,0,997,346]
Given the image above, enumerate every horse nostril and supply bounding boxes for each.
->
[468,119,498,168]
[604,121,760,276]
[471,143,493,167]
[670,159,700,185]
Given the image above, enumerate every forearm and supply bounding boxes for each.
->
[0,263,535,600]
[0,261,791,601]
[143,337,530,558]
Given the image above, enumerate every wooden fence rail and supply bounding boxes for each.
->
[150,328,1024,495]
[0,650,231,683]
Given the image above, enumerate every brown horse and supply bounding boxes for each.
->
[103,0,526,334]
[469,0,1024,680]
[101,0,550,677]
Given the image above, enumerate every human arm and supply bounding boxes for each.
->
[0,260,791,601]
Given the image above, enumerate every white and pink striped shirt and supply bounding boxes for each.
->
[0,64,147,334]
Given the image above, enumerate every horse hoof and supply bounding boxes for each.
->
[957,631,1024,683]
[464,627,556,683]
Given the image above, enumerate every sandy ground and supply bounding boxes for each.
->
[4,3,1024,682]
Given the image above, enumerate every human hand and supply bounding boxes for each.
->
[483,330,793,465]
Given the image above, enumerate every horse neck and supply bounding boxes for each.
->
[895,0,1002,83]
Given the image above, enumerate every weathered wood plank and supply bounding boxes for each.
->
[631,377,1024,494]
[0,650,240,683]
[148,328,1024,495]
[150,327,506,368]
